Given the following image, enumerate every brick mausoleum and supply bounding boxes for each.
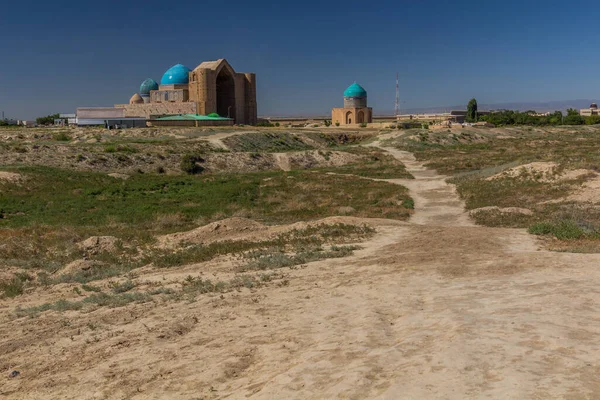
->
[331,83,373,126]
[115,59,257,125]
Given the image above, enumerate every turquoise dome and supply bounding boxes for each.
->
[161,64,191,85]
[140,78,159,95]
[344,83,367,98]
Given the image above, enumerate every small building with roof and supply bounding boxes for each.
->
[148,113,234,127]
[115,59,257,125]
[332,83,373,126]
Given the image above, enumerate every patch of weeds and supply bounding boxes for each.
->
[223,132,313,153]
[81,284,101,292]
[110,280,136,293]
[529,219,597,240]
[50,262,140,285]
[15,291,152,318]
[0,277,25,298]
[104,144,138,154]
[181,276,228,294]
[240,245,359,272]
[53,132,71,141]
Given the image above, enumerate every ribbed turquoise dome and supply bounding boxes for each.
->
[344,83,367,98]
[140,78,159,95]
[161,64,191,85]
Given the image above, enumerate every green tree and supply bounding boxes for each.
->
[467,98,478,122]
[563,108,585,125]
[36,113,60,125]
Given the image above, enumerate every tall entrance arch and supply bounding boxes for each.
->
[345,111,353,124]
[357,110,365,124]
[216,67,236,120]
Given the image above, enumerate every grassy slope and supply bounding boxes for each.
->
[0,166,411,231]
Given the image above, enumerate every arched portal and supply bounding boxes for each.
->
[216,67,236,120]
[345,111,353,125]
[357,110,365,124]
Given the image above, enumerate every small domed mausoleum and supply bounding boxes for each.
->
[332,82,373,125]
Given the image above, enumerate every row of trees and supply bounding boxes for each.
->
[36,113,60,125]
[466,98,599,126]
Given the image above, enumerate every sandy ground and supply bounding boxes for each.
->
[3,140,600,399]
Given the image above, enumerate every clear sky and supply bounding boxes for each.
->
[1,0,599,119]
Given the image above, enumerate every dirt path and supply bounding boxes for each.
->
[5,144,600,399]
[376,146,475,227]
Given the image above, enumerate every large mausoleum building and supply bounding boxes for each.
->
[332,83,373,126]
[115,59,257,125]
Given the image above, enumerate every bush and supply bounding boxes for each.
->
[360,123,367,128]
[335,122,340,127]
[324,120,331,127]
[180,154,204,174]
[256,121,275,127]
[275,122,280,127]
[53,132,71,141]
[586,115,600,125]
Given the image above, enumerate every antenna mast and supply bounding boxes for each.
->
[395,72,399,120]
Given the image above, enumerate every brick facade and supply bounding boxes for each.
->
[118,59,257,125]
[332,107,373,126]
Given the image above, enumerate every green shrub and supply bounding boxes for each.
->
[53,132,71,141]
[180,154,205,174]
[360,123,367,128]
[335,122,340,127]
[402,198,415,209]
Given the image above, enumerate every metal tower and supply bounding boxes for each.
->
[395,72,399,120]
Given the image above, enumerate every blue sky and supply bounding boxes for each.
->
[1,0,599,119]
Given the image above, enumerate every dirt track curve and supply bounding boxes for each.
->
[4,142,600,399]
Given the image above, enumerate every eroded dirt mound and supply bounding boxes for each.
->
[78,236,120,255]
[158,216,386,249]
[486,162,558,181]
[486,162,596,183]
[470,206,534,216]
[158,218,268,248]
[565,175,600,202]
[0,171,24,183]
